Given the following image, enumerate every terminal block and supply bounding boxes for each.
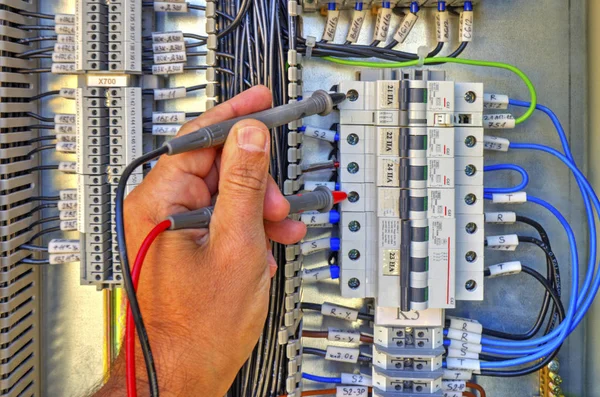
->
[373,346,444,371]
[107,87,143,285]
[76,0,108,71]
[374,326,443,349]
[77,86,141,288]
[108,0,142,72]
[76,88,112,285]
[372,367,443,394]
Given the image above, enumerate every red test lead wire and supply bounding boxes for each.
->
[126,219,172,397]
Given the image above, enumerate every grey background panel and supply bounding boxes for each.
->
[299,1,587,396]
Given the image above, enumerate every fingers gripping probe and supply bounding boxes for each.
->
[167,186,347,230]
[165,90,347,155]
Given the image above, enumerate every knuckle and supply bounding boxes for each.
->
[223,163,266,192]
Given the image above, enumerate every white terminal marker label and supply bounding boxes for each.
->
[87,75,129,87]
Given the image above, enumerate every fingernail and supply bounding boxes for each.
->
[237,126,268,152]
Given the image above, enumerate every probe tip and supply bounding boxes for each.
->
[330,92,347,105]
[332,191,348,204]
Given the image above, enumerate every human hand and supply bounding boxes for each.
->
[99,86,306,396]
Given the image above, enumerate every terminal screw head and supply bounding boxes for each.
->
[348,278,360,289]
[347,133,359,145]
[465,251,477,262]
[465,164,477,176]
[348,220,361,232]
[464,193,477,205]
[464,135,477,147]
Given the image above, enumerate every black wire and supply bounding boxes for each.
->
[27,124,55,130]
[28,135,57,144]
[185,3,234,20]
[29,91,60,101]
[26,145,55,157]
[299,302,374,322]
[26,112,54,122]
[24,203,58,217]
[184,40,207,49]
[20,11,55,19]
[216,0,251,39]
[19,35,57,44]
[187,84,207,92]
[17,68,52,74]
[183,33,208,41]
[28,196,60,202]
[16,46,54,58]
[18,25,56,30]
[519,215,562,333]
[28,226,61,242]
[296,38,464,63]
[20,258,50,265]
[480,236,559,340]
[116,147,168,396]
[27,216,60,230]
[479,265,565,377]
[19,244,48,252]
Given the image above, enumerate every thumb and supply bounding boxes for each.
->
[210,119,271,251]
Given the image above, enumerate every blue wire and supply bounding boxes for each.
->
[483,163,529,193]
[469,101,600,367]
[478,193,578,368]
[302,373,342,384]
[481,143,597,353]
[475,102,599,360]
[510,100,597,305]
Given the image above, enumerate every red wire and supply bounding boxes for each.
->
[126,220,172,397]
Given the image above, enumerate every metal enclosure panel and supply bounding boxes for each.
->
[17,0,591,396]
[299,1,587,396]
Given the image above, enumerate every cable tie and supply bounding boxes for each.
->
[417,45,429,67]
[305,35,316,59]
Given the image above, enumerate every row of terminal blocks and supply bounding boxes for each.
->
[302,0,480,11]
[373,321,451,395]
[76,87,141,287]
[75,0,141,72]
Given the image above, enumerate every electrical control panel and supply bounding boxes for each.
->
[0,0,592,396]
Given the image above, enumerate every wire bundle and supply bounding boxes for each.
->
[215,1,293,396]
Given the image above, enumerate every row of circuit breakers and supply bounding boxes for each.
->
[286,70,487,311]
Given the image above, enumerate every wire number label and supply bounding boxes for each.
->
[321,303,359,321]
[442,381,466,392]
[336,386,367,397]
[341,373,372,386]
[328,328,360,343]
[325,346,359,363]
